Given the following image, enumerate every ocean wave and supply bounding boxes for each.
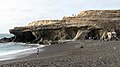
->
[0,42,46,61]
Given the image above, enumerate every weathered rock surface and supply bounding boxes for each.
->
[28,20,62,26]
[0,37,14,43]
[3,10,120,44]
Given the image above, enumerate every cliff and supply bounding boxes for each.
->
[28,20,62,26]
[5,10,120,44]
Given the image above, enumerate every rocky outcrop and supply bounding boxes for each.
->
[3,9,120,44]
[0,37,15,43]
[9,25,79,44]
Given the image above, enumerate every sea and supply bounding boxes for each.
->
[0,34,45,61]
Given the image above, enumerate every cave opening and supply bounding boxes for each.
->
[12,31,36,43]
[85,29,100,40]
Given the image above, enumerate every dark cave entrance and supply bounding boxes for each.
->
[13,31,36,43]
[85,29,100,40]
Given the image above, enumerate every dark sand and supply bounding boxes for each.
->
[1,40,120,67]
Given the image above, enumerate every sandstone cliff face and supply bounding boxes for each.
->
[28,20,61,26]
[63,10,120,29]
[8,10,120,44]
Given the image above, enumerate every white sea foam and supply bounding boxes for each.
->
[0,42,46,61]
[0,47,36,56]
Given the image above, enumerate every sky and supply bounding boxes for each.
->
[0,0,120,33]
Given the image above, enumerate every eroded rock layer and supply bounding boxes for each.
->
[8,10,120,44]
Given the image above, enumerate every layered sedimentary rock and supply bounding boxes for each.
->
[28,20,62,26]
[8,10,120,44]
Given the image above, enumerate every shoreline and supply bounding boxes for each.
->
[1,40,120,66]
[0,42,46,62]
[0,41,78,64]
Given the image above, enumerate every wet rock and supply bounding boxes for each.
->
[0,37,15,43]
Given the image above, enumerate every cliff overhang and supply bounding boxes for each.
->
[1,9,120,44]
